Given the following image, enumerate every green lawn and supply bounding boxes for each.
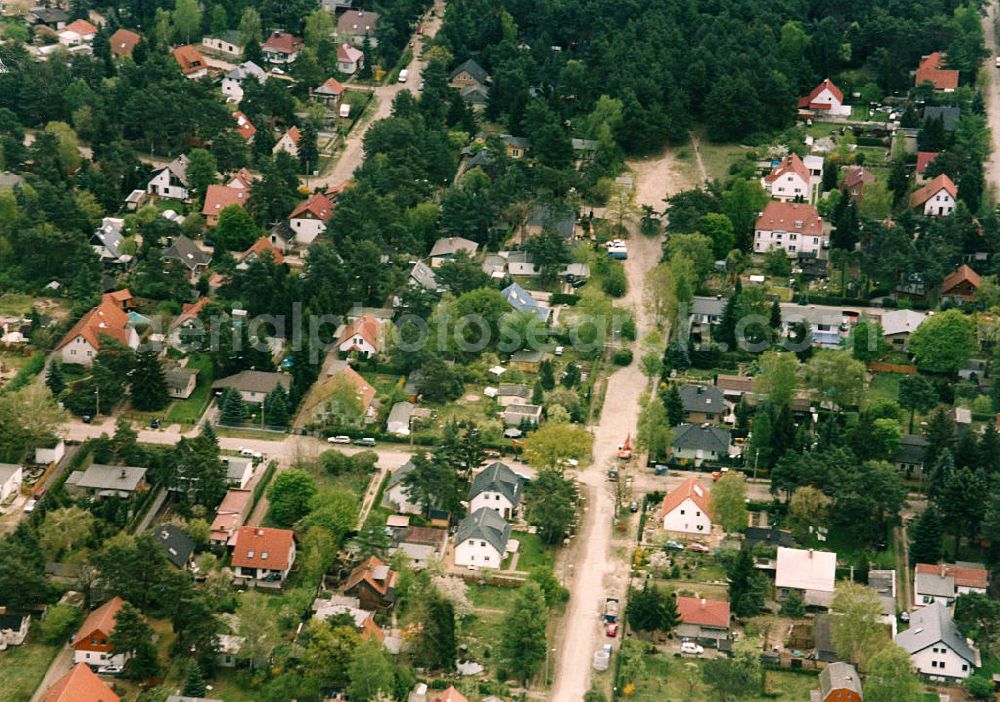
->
[867,373,902,404]
[0,293,37,316]
[165,354,215,425]
[0,634,60,702]
[514,531,555,572]
[624,655,818,701]
[203,669,259,701]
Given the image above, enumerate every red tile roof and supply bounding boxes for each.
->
[239,236,285,264]
[72,596,124,649]
[174,297,209,327]
[290,192,334,222]
[56,292,133,352]
[916,151,939,175]
[231,526,295,570]
[316,77,346,96]
[202,184,248,218]
[431,687,469,702]
[755,201,823,236]
[338,314,381,352]
[909,173,957,208]
[915,563,988,589]
[210,488,252,544]
[842,167,875,190]
[676,596,731,629]
[657,477,713,520]
[916,52,959,90]
[64,18,98,35]
[797,78,843,109]
[234,111,256,141]
[763,152,810,185]
[344,555,397,595]
[228,168,256,189]
[172,44,207,74]
[41,664,120,702]
[337,43,364,64]
[109,28,141,57]
[939,264,981,295]
[262,30,303,55]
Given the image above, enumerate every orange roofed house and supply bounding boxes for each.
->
[231,526,297,586]
[56,291,140,366]
[657,477,713,535]
[676,596,731,648]
[431,687,469,702]
[210,488,253,546]
[916,52,960,91]
[262,30,303,64]
[939,264,981,304]
[41,663,119,702]
[238,237,285,268]
[910,173,956,216]
[337,314,381,358]
[109,28,141,58]
[202,184,248,226]
[343,555,398,610]
[72,596,129,667]
[172,44,208,79]
[916,151,939,180]
[797,78,850,116]
[753,201,826,257]
[273,125,302,158]
[761,153,812,203]
[289,191,334,245]
[314,77,346,108]
[300,365,377,426]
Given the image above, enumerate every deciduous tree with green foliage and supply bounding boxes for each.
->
[525,468,578,545]
[831,581,890,670]
[499,582,549,685]
[267,469,317,526]
[898,374,938,433]
[863,644,926,702]
[907,309,977,373]
[712,471,748,533]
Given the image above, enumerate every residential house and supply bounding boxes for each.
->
[337,43,364,74]
[670,424,731,464]
[390,525,448,569]
[41,664,120,702]
[761,153,812,202]
[147,154,190,200]
[28,7,69,29]
[300,365,377,425]
[337,10,380,45]
[525,203,575,240]
[923,106,961,132]
[214,635,243,668]
[210,488,253,546]
[679,385,728,425]
[916,151,938,181]
[775,547,837,608]
[289,191,334,245]
[797,78,850,116]
[713,374,755,403]
[382,459,422,515]
[314,77,346,108]
[222,456,255,489]
[0,172,24,190]
[168,298,209,348]
[312,595,383,635]
[780,302,854,349]
[501,282,550,323]
[657,477,713,535]
[163,234,211,279]
[109,28,141,58]
[914,563,989,607]
[164,366,199,399]
[496,383,531,406]
[230,526,297,585]
[213,370,291,404]
[469,462,521,519]
[343,555,397,610]
[754,201,826,257]
[431,687,469,702]
[35,439,66,466]
[0,610,30,648]
[154,524,195,569]
[262,30,303,64]
[273,126,301,158]
[910,173,957,216]
[0,463,22,503]
[56,292,140,365]
[408,260,442,293]
[895,600,979,680]
[939,264,980,303]
[689,296,725,341]
[267,222,295,253]
[676,597,730,648]
[449,59,490,91]
[337,314,381,357]
[58,18,97,45]
[172,44,208,78]
[320,0,355,10]
[841,167,876,200]
[453,507,512,568]
[202,184,248,227]
[744,526,796,549]
[880,309,926,351]
[868,568,899,638]
[222,61,267,102]
[895,434,928,479]
[72,596,129,667]
[572,138,598,165]
[386,401,415,436]
[500,135,531,159]
[202,31,242,57]
[429,236,478,267]
[233,111,256,141]
[237,237,284,268]
[65,464,148,499]
[810,662,862,702]
[91,217,132,267]
[916,52,960,91]
[502,403,543,427]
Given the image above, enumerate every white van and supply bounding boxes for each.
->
[398,69,409,83]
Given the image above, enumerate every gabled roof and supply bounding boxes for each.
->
[231,526,295,570]
[671,423,731,454]
[817,662,862,700]
[430,236,478,258]
[172,44,207,74]
[895,434,928,465]
[797,78,843,109]
[916,563,989,590]
[880,309,927,336]
[910,173,957,208]
[262,30,303,55]
[386,458,416,490]
[344,555,397,596]
[940,263,981,293]
[64,18,97,36]
[676,596,730,629]
[211,488,252,543]
[226,60,267,83]
[202,184,248,217]
[895,600,979,665]
[337,314,381,351]
[775,547,836,593]
[290,192,334,222]
[315,77,346,97]
[916,52,960,90]
[501,282,549,322]
[408,260,440,291]
[301,366,376,419]
[657,477,713,520]
[456,507,511,554]
[213,370,291,395]
[431,687,469,702]
[470,461,521,506]
[278,125,301,147]
[916,151,939,175]
[73,596,125,648]
[154,523,195,568]
[55,292,134,352]
[157,154,190,184]
[68,464,147,492]
[449,58,490,85]
[763,153,810,185]
[172,297,209,329]
[163,234,211,271]
[337,43,363,63]
[337,10,380,36]
[842,167,875,189]
[233,111,256,141]
[679,384,727,414]
[756,201,823,236]
[42,663,120,702]
[239,236,285,265]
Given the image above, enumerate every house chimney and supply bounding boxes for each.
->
[256,528,264,536]
[808,549,814,558]
[120,468,126,479]
[696,386,704,395]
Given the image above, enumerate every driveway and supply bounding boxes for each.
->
[29,645,72,702]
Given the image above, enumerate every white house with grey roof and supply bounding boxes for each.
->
[454,507,512,568]
[163,235,212,279]
[671,423,731,464]
[91,217,132,267]
[382,459,423,515]
[0,463,22,503]
[469,462,522,519]
[895,600,979,680]
[386,401,415,436]
[65,464,148,499]
[679,385,729,425]
[429,237,478,268]
[212,370,291,403]
[147,154,190,200]
[408,260,443,293]
[223,455,255,489]
[222,60,267,103]
[879,309,927,351]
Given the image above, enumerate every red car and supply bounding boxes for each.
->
[606,622,618,638]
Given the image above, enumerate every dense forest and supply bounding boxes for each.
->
[437,0,986,149]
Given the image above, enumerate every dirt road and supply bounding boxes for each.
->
[984,4,1000,199]
[550,149,693,702]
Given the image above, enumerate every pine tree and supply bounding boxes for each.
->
[220,388,248,425]
[717,280,741,350]
[183,660,207,697]
[263,385,290,427]
[979,424,1000,475]
[910,506,944,565]
[418,592,456,671]
[130,349,169,411]
[923,407,955,471]
[539,359,555,390]
[561,362,580,389]
[769,299,782,329]
[201,422,218,446]
[532,381,545,405]
[298,121,319,174]
[728,548,765,617]
[45,361,65,396]
[359,34,374,80]
[664,384,685,427]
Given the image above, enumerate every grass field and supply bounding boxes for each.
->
[0,634,60,702]
[0,293,36,316]
[165,354,214,425]
[867,372,902,404]
[512,531,555,572]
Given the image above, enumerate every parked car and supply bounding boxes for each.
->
[653,464,669,475]
[663,540,684,552]
[327,435,351,444]
[81,415,92,424]
[629,500,639,513]
[354,437,376,447]
[96,665,123,675]
[605,622,618,638]
[398,68,409,83]
[680,641,704,655]
[33,487,46,500]
[239,448,263,460]
[23,499,37,513]
[687,542,710,553]
[149,418,160,429]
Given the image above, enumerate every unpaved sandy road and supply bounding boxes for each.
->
[984,4,1000,200]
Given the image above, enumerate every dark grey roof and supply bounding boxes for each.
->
[93,219,125,260]
[690,296,726,317]
[213,370,291,395]
[470,462,521,506]
[466,150,496,171]
[68,464,147,492]
[671,424,731,454]
[456,507,511,554]
[154,523,195,568]
[209,30,242,45]
[818,662,862,699]
[510,348,544,363]
[502,282,549,322]
[269,221,294,243]
[408,260,441,292]
[571,138,598,152]
[164,367,199,391]
[679,384,727,414]
[0,611,28,631]
[744,526,795,549]
[449,59,490,85]
[527,204,575,239]
[386,458,416,490]
[895,600,978,665]
[813,614,836,660]
[923,106,961,131]
[895,434,927,465]
[163,235,211,271]
[460,84,490,105]
[498,384,531,399]
[30,7,69,23]
[501,135,532,149]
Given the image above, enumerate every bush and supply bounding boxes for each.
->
[39,603,81,644]
[603,263,627,297]
[964,675,995,699]
[550,293,580,305]
[612,349,633,366]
